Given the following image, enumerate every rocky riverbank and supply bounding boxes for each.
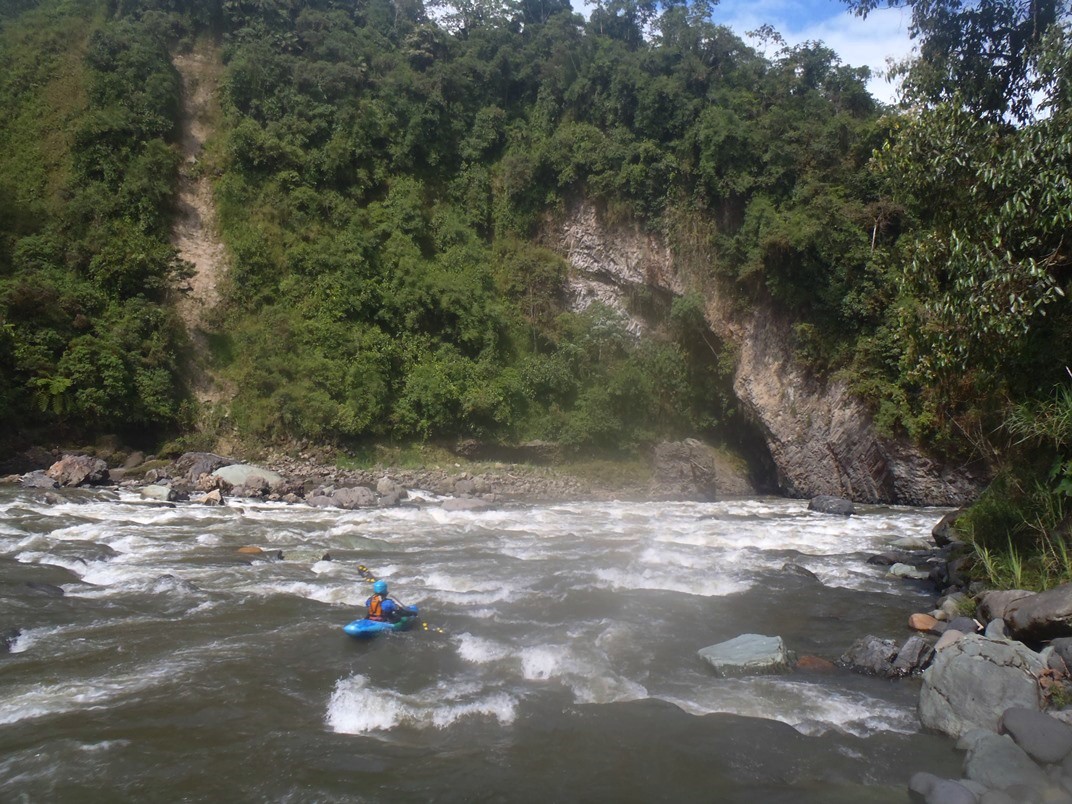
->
[0,438,760,507]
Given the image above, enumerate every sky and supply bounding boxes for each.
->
[575,0,918,105]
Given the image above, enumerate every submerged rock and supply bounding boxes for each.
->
[697,634,794,677]
[807,495,855,516]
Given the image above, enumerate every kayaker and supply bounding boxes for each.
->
[365,579,414,622]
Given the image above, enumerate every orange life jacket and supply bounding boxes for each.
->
[367,593,386,621]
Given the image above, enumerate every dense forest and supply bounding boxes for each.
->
[1,0,1071,576]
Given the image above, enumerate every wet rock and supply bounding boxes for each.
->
[839,635,898,676]
[25,581,65,597]
[932,510,963,548]
[237,546,263,554]
[441,497,491,511]
[892,634,935,677]
[698,634,794,677]
[194,489,224,505]
[20,470,59,489]
[140,484,181,502]
[780,563,820,582]
[47,454,109,487]
[332,486,376,509]
[892,536,934,551]
[891,563,932,581]
[211,464,284,491]
[868,551,909,566]
[1000,708,1072,765]
[920,634,1045,738]
[911,613,940,632]
[376,477,407,499]
[807,495,855,516]
[2,627,22,654]
[795,655,837,672]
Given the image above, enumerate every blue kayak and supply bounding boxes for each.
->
[343,607,419,638]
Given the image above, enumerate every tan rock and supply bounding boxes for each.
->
[237,546,263,554]
[909,613,939,632]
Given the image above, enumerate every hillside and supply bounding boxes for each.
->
[2,0,1072,523]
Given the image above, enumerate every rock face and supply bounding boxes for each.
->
[548,201,983,505]
[650,439,755,500]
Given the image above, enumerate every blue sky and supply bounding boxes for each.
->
[574,0,917,104]
[708,0,916,103]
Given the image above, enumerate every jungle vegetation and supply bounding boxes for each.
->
[2,0,1072,579]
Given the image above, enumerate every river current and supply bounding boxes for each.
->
[0,485,962,802]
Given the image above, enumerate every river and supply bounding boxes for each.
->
[0,485,962,802]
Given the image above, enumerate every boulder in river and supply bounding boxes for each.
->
[807,495,854,515]
[697,634,794,677]
[211,463,284,491]
[919,634,1045,738]
[46,454,109,487]
[19,470,59,489]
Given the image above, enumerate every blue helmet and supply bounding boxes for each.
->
[373,579,388,595]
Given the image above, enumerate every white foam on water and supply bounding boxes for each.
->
[325,674,517,734]
[0,656,200,726]
[455,632,513,664]
[661,677,918,737]
[591,565,750,597]
[518,645,563,680]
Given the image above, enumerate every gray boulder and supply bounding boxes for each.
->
[977,590,1034,624]
[140,484,181,502]
[698,634,794,677]
[20,470,59,489]
[1006,584,1072,641]
[840,635,898,676]
[932,510,963,548]
[331,487,376,509]
[909,772,988,804]
[960,729,1049,794]
[919,634,1045,738]
[46,454,109,487]
[177,452,233,481]
[807,495,855,515]
[892,634,935,677]
[211,464,284,490]
[1000,707,1072,765]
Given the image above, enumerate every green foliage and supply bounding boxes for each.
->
[0,0,189,438]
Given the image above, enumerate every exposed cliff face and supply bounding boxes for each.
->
[549,201,983,506]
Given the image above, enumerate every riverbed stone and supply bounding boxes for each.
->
[978,590,1035,624]
[892,634,935,676]
[47,454,109,487]
[697,634,794,677]
[331,486,376,509]
[891,562,932,581]
[919,634,1045,738]
[936,630,966,651]
[20,470,59,489]
[933,510,963,548]
[1007,585,1072,642]
[962,730,1049,793]
[948,617,982,635]
[985,619,1009,639]
[211,463,284,490]
[838,635,898,676]
[807,495,854,515]
[911,613,940,632]
[140,484,180,502]
[1000,708,1072,765]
